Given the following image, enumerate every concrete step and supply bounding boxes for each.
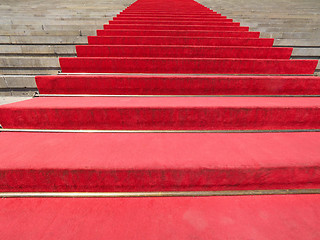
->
[274,39,320,47]
[292,48,320,57]
[0,25,103,31]
[247,22,320,28]
[0,76,38,97]
[0,69,59,75]
[0,75,36,89]
[0,36,87,44]
[226,16,320,22]
[0,90,36,97]
[260,32,320,40]
[0,29,96,36]
[0,57,59,68]
[0,56,62,75]
[251,27,320,33]
[0,96,32,105]
[0,18,110,24]
[0,45,76,55]
[0,20,108,25]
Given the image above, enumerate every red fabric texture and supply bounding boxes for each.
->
[2,195,320,239]
[37,75,319,95]
[0,132,320,191]
[59,57,317,74]
[0,0,319,193]
[76,45,291,58]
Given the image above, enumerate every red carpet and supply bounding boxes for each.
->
[59,57,317,74]
[103,23,245,30]
[1,0,320,236]
[0,132,320,191]
[2,96,320,130]
[88,36,275,46]
[0,0,320,211]
[36,75,319,95]
[1,195,320,239]
[96,29,260,37]
[76,45,292,58]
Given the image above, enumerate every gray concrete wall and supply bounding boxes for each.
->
[197,0,320,67]
[0,0,135,98]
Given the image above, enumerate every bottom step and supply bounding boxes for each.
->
[0,132,319,191]
[0,195,319,239]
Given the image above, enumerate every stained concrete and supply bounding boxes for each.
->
[0,97,32,106]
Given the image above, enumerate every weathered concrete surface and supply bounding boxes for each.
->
[0,45,76,55]
[0,0,135,96]
[1,76,37,88]
[197,0,320,75]
[0,36,88,44]
[0,97,31,105]
[197,0,320,45]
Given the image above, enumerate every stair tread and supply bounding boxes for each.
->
[0,131,319,191]
[2,195,319,239]
[3,96,320,108]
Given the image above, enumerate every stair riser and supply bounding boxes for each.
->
[35,75,319,95]
[1,167,319,192]
[103,23,241,30]
[117,12,222,15]
[88,36,274,46]
[117,13,219,16]
[109,20,233,25]
[76,45,291,59]
[115,16,225,20]
[59,58,317,74]
[96,30,258,38]
[114,16,225,21]
[1,107,320,130]
[117,12,223,16]
[119,9,217,13]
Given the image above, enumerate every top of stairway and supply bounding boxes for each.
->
[0,0,320,97]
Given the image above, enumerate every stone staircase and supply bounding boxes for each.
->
[0,0,320,238]
[0,0,319,98]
